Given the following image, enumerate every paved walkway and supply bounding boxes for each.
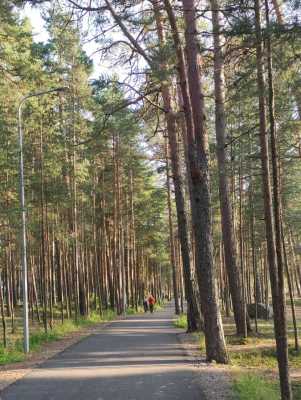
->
[1,304,203,400]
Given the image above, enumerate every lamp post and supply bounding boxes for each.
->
[18,87,66,353]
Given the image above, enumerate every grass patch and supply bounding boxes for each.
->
[76,309,116,327]
[175,313,301,369]
[230,348,277,369]
[173,314,187,329]
[0,344,25,365]
[233,374,279,400]
[233,374,301,400]
[292,382,301,399]
[154,303,163,311]
[226,335,250,346]
[126,306,143,315]
[230,346,301,369]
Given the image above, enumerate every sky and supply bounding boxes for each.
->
[19,4,159,175]
[23,4,48,41]
[22,3,124,80]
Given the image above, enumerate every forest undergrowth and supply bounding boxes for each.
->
[174,307,301,399]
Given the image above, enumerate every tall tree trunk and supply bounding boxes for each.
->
[281,223,299,351]
[210,0,248,337]
[255,1,291,397]
[181,0,228,363]
[40,121,48,333]
[0,273,7,347]
[153,0,200,329]
[164,0,228,362]
[165,140,181,315]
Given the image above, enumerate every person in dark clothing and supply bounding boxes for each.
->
[143,298,149,312]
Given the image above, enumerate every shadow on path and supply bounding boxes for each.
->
[1,304,204,400]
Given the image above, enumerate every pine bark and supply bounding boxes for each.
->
[164,0,228,362]
[210,0,248,337]
[255,1,291,397]
[153,0,200,329]
[165,141,181,315]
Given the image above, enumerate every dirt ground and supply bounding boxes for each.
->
[177,331,233,400]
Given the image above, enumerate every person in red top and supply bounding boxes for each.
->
[148,294,156,313]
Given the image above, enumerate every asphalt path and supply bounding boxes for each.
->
[1,304,203,400]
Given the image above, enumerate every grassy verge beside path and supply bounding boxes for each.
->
[173,313,301,400]
[233,374,301,400]
[0,307,143,366]
[232,374,279,400]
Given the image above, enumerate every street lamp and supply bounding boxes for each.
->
[18,87,67,353]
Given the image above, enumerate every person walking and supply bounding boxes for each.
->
[148,294,156,313]
[143,297,149,312]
